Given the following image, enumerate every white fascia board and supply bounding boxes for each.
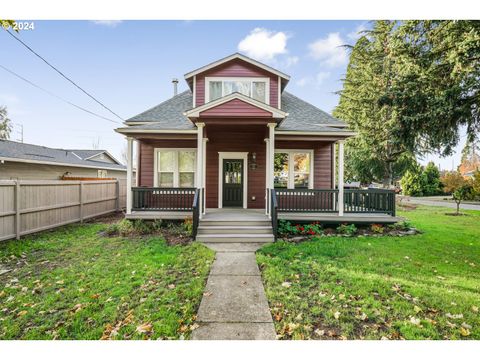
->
[184,92,287,118]
[184,53,290,81]
[115,127,198,134]
[275,130,357,137]
[0,156,127,172]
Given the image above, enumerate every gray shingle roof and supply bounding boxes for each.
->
[126,90,195,129]
[279,92,346,130]
[0,140,126,170]
[125,90,348,132]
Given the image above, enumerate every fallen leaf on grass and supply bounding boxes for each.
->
[334,311,341,320]
[167,284,176,289]
[409,317,421,326]
[314,329,325,336]
[472,306,478,313]
[55,280,64,285]
[460,327,471,337]
[190,323,200,331]
[90,294,100,299]
[70,304,83,313]
[17,310,28,317]
[136,323,153,334]
[281,282,291,288]
[446,313,463,319]
[461,322,472,330]
[414,305,422,314]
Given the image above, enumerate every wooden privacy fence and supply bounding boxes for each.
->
[0,179,127,241]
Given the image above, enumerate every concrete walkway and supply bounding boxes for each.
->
[192,243,276,340]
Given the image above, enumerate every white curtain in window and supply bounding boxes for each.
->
[252,82,266,102]
[209,81,222,101]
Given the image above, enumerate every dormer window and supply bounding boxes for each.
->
[206,77,269,104]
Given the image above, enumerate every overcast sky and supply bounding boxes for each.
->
[0,20,466,169]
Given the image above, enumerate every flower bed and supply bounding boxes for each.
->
[277,220,420,242]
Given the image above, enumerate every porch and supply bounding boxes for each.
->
[126,186,400,240]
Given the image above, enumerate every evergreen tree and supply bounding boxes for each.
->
[390,21,480,155]
[334,21,412,186]
[0,106,12,140]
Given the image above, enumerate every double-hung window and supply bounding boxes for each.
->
[274,150,313,189]
[206,77,269,104]
[155,149,196,188]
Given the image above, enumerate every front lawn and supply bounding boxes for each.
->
[0,220,214,340]
[257,206,480,339]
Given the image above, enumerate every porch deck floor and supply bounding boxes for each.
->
[126,208,401,223]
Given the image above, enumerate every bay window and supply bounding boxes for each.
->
[274,150,313,189]
[206,77,269,104]
[154,149,196,188]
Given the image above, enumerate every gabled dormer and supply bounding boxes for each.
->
[184,53,290,109]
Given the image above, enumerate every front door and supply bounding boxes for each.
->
[222,159,243,207]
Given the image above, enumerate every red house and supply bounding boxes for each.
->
[116,53,397,242]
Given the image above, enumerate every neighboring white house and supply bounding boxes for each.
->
[0,139,130,180]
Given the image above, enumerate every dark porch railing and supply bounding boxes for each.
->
[192,188,201,238]
[344,189,396,216]
[132,187,196,211]
[275,188,338,212]
[270,189,278,241]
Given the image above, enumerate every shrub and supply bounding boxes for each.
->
[336,223,357,236]
[401,168,426,196]
[183,218,193,234]
[117,219,135,236]
[423,162,442,195]
[453,184,475,215]
[441,171,466,194]
[277,220,322,237]
[370,223,384,234]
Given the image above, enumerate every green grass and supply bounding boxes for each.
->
[0,222,214,340]
[257,206,480,340]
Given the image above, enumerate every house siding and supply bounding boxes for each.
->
[0,161,127,180]
[195,59,279,108]
[275,140,334,189]
[136,136,334,208]
[199,99,272,118]
[138,139,197,187]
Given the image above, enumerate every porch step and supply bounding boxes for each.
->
[198,225,273,235]
[196,233,274,243]
[198,220,271,227]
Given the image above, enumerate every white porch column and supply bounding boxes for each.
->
[338,140,345,216]
[267,123,276,218]
[196,122,205,217]
[202,137,208,215]
[264,138,270,215]
[126,136,134,215]
[332,142,336,189]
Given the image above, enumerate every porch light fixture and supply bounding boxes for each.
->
[250,152,257,170]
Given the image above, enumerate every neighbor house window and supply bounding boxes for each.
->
[97,169,108,178]
[206,77,269,103]
[155,149,196,188]
[274,150,313,189]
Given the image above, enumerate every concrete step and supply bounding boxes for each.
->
[196,234,275,243]
[199,220,271,227]
[198,225,273,235]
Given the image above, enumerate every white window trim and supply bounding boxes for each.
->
[153,148,197,188]
[218,152,248,209]
[205,76,270,104]
[274,149,314,189]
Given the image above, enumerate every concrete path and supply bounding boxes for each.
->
[192,243,276,340]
